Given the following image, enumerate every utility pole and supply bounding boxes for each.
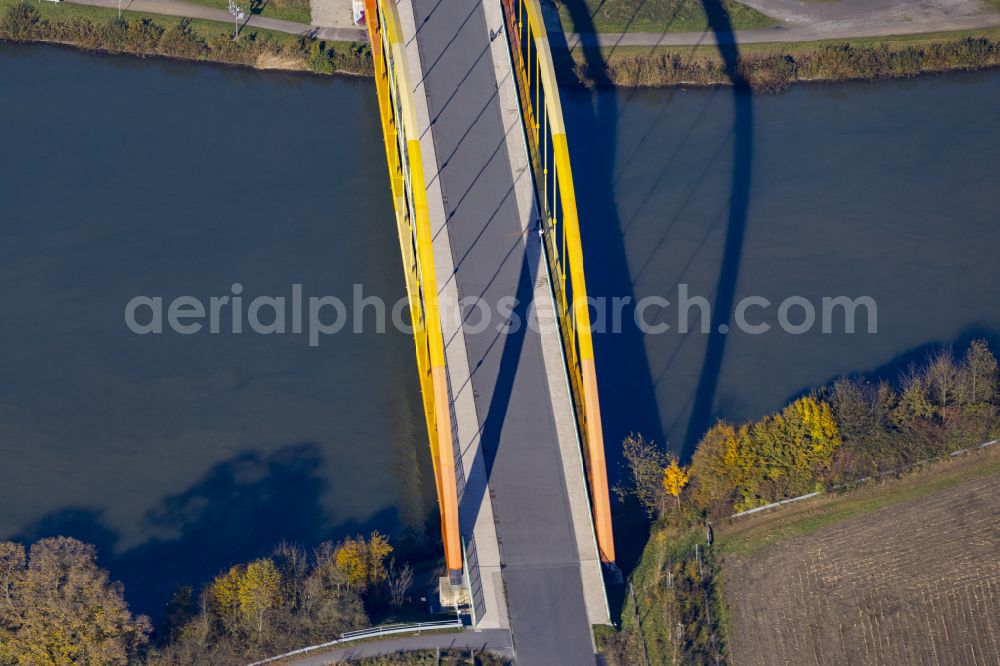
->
[228,0,246,39]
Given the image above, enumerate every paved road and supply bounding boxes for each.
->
[409,0,599,663]
[281,629,513,665]
[68,0,1000,48]
[65,0,1000,48]
[66,0,366,41]
[308,0,357,30]
[553,0,1000,48]
[561,15,1000,48]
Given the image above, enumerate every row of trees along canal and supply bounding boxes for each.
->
[0,532,424,665]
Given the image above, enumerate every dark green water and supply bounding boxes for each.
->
[0,44,436,613]
[2,43,999,614]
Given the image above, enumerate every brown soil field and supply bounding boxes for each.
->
[719,446,1000,666]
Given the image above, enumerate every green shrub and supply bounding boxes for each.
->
[159,18,208,59]
[0,3,43,41]
[579,35,1000,90]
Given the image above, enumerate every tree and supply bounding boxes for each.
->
[335,538,370,592]
[0,537,149,666]
[272,542,309,612]
[298,545,368,644]
[828,378,896,446]
[926,349,959,414]
[961,339,998,406]
[688,397,841,514]
[893,369,934,424]
[0,542,24,608]
[364,532,393,588]
[333,532,392,593]
[688,423,740,516]
[162,585,196,644]
[0,543,26,665]
[207,558,282,644]
[827,377,904,473]
[209,565,245,638]
[385,558,414,607]
[619,433,669,518]
[662,458,689,507]
[238,559,282,643]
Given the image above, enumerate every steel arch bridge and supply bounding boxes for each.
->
[362,0,615,660]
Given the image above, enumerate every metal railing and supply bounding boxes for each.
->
[499,0,616,564]
[363,0,463,582]
[246,620,463,665]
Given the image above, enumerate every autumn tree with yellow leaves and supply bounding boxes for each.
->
[685,340,999,518]
[334,532,392,593]
[688,396,842,515]
[0,538,150,666]
[153,533,396,665]
[662,458,689,508]
[207,558,282,643]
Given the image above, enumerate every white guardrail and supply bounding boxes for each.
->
[246,619,464,666]
[729,492,822,519]
[728,438,999,520]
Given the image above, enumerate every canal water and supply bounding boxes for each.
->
[2,43,999,614]
[0,43,435,613]
[566,72,1000,458]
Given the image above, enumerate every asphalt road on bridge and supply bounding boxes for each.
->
[409,0,598,663]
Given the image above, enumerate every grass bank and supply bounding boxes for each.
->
[177,0,311,25]
[554,0,774,34]
[567,27,1000,90]
[597,528,726,666]
[4,1,1000,92]
[0,0,371,76]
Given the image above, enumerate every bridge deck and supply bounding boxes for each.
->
[395,0,608,662]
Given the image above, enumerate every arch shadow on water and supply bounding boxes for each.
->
[547,0,755,582]
[680,1,754,460]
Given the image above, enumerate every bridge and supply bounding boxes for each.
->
[362,0,616,662]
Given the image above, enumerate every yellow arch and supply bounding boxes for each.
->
[364,0,463,583]
[501,0,616,564]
